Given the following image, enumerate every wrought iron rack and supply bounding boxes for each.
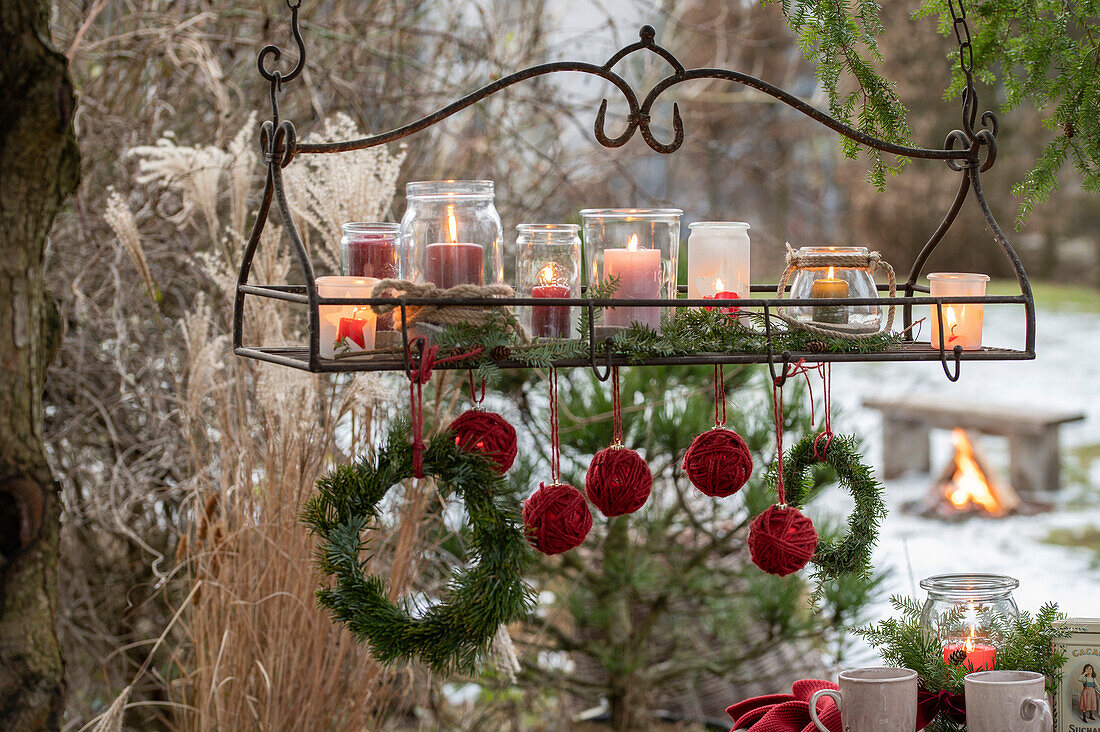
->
[234,0,1034,383]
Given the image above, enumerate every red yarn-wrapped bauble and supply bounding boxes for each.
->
[584,446,652,517]
[682,428,753,498]
[522,482,593,555]
[448,410,517,475]
[748,505,818,577]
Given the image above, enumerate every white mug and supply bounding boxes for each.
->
[964,670,1052,732]
[809,667,918,732]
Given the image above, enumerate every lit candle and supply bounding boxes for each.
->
[928,273,989,351]
[810,266,850,324]
[316,276,378,359]
[943,629,997,671]
[687,221,750,308]
[603,234,661,329]
[424,204,484,289]
[531,263,571,338]
[702,278,741,315]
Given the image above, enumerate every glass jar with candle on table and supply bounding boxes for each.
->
[786,245,883,331]
[581,208,681,333]
[341,222,400,332]
[920,573,1020,672]
[316,276,379,359]
[516,224,581,340]
[687,221,749,317]
[400,180,504,289]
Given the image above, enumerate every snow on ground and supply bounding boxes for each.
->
[805,303,1100,650]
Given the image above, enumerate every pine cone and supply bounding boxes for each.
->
[805,340,829,353]
[948,647,968,666]
[490,345,511,361]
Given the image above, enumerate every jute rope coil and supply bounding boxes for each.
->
[370,278,530,342]
[774,244,896,339]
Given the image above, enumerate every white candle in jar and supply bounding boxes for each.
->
[687,222,750,303]
[316,276,378,359]
[928,272,990,351]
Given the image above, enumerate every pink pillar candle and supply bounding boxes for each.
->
[603,246,661,329]
[531,284,571,338]
[424,242,484,289]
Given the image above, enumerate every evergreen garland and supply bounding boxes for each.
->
[301,422,533,675]
[857,596,1066,732]
[777,434,887,587]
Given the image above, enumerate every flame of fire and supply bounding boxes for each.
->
[946,428,1001,514]
[627,233,639,251]
[538,263,557,286]
[944,305,960,342]
[827,266,836,279]
[715,277,724,292]
[964,627,976,653]
[446,204,457,244]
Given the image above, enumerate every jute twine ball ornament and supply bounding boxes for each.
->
[449,410,517,475]
[585,446,652,517]
[683,428,753,498]
[747,504,819,577]
[523,482,593,555]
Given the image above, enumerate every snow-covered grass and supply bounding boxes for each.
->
[802,285,1100,657]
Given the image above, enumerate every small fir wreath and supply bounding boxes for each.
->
[775,433,887,582]
[302,422,532,675]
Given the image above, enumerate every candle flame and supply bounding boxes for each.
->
[446,204,457,244]
[964,627,976,654]
[827,266,836,279]
[627,233,639,251]
[715,278,724,292]
[537,263,556,286]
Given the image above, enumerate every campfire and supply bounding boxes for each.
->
[909,429,1048,519]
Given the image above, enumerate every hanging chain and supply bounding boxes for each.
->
[946,0,979,136]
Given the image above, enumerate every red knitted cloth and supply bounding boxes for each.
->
[449,410,518,475]
[726,679,841,732]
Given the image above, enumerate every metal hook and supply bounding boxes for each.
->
[399,301,412,379]
[587,303,614,381]
[258,0,306,85]
[763,304,792,385]
[933,302,964,382]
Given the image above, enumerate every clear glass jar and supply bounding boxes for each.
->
[687,222,750,312]
[788,246,881,329]
[920,573,1020,671]
[399,180,503,288]
[928,272,990,351]
[516,224,581,339]
[580,208,681,331]
[340,222,401,279]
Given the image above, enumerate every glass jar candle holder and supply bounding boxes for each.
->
[516,224,581,339]
[687,221,750,315]
[787,246,882,330]
[581,208,681,331]
[399,180,503,288]
[341,222,400,332]
[928,272,990,351]
[316,276,378,359]
[920,573,1020,671]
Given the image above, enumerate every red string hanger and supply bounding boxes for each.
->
[407,338,482,478]
[682,364,754,498]
[584,366,652,518]
[523,367,592,555]
[447,369,518,476]
[747,360,819,577]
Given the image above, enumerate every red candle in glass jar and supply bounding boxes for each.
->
[423,204,484,289]
[342,225,399,331]
[532,283,571,338]
[942,636,997,671]
[703,290,741,315]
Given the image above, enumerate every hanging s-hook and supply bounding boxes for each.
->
[932,302,964,382]
[762,303,792,386]
[258,0,306,87]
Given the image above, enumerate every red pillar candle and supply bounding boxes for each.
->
[943,639,997,671]
[346,236,398,280]
[424,243,484,289]
[531,284,571,338]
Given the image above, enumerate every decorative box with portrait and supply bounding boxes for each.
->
[1054,618,1100,732]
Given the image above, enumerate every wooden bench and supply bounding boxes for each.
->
[862,396,1085,493]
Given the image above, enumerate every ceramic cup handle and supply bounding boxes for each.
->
[809,689,842,732]
[1020,697,1052,731]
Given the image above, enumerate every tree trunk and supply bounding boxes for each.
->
[0,1,80,728]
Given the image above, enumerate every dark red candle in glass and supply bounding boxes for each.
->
[341,223,400,330]
[531,284,571,338]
